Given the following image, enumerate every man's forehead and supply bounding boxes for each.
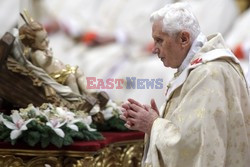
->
[152,21,165,36]
[152,20,163,29]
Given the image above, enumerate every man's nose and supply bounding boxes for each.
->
[152,47,159,54]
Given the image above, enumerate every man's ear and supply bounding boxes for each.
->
[179,31,190,47]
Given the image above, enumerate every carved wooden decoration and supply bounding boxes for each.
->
[0,140,143,167]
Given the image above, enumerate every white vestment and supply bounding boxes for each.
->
[247,53,250,89]
[142,33,250,167]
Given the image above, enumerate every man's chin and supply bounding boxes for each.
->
[162,61,169,67]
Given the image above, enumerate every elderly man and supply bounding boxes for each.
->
[120,2,250,167]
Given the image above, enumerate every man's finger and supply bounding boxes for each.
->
[126,120,133,126]
[127,117,137,124]
[125,123,136,131]
[121,108,126,112]
[143,104,151,111]
[128,98,144,108]
[129,103,144,112]
[119,115,127,121]
[121,108,129,118]
[125,123,132,129]
[121,103,130,110]
[127,109,138,118]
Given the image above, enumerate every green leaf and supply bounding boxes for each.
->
[0,124,5,131]
[90,131,104,140]
[26,120,37,129]
[0,130,11,140]
[108,117,128,131]
[41,136,50,148]
[90,123,97,129]
[11,139,17,145]
[4,138,10,143]
[36,123,45,132]
[93,116,129,131]
[42,124,52,132]
[0,127,10,140]
[63,134,73,146]
[79,130,103,141]
[72,131,84,139]
[94,121,110,131]
[75,122,87,130]
[51,134,64,148]
[41,131,49,138]
[37,115,47,122]
[23,131,41,147]
[2,115,12,122]
[28,109,36,118]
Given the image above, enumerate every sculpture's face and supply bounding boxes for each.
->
[34,29,49,50]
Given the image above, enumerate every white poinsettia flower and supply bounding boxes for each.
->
[20,105,42,119]
[32,106,42,116]
[46,118,66,138]
[101,107,114,120]
[106,100,118,108]
[100,100,122,120]
[114,107,122,115]
[41,106,58,121]
[80,116,96,131]
[42,108,51,119]
[56,107,75,121]
[2,111,33,140]
[66,118,82,131]
[67,123,78,131]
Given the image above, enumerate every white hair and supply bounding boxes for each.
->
[150,2,200,41]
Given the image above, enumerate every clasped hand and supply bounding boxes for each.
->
[120,98,159,135]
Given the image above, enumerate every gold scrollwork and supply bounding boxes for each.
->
[26,156,62,167]
[74,147,122,167]
[64,157,78,167]
[0,155,25,167]
[0,140,144,167]
[121,144,144,167]
[73,156,95,167]
[74,142,144,167]
[99,146,122,167]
